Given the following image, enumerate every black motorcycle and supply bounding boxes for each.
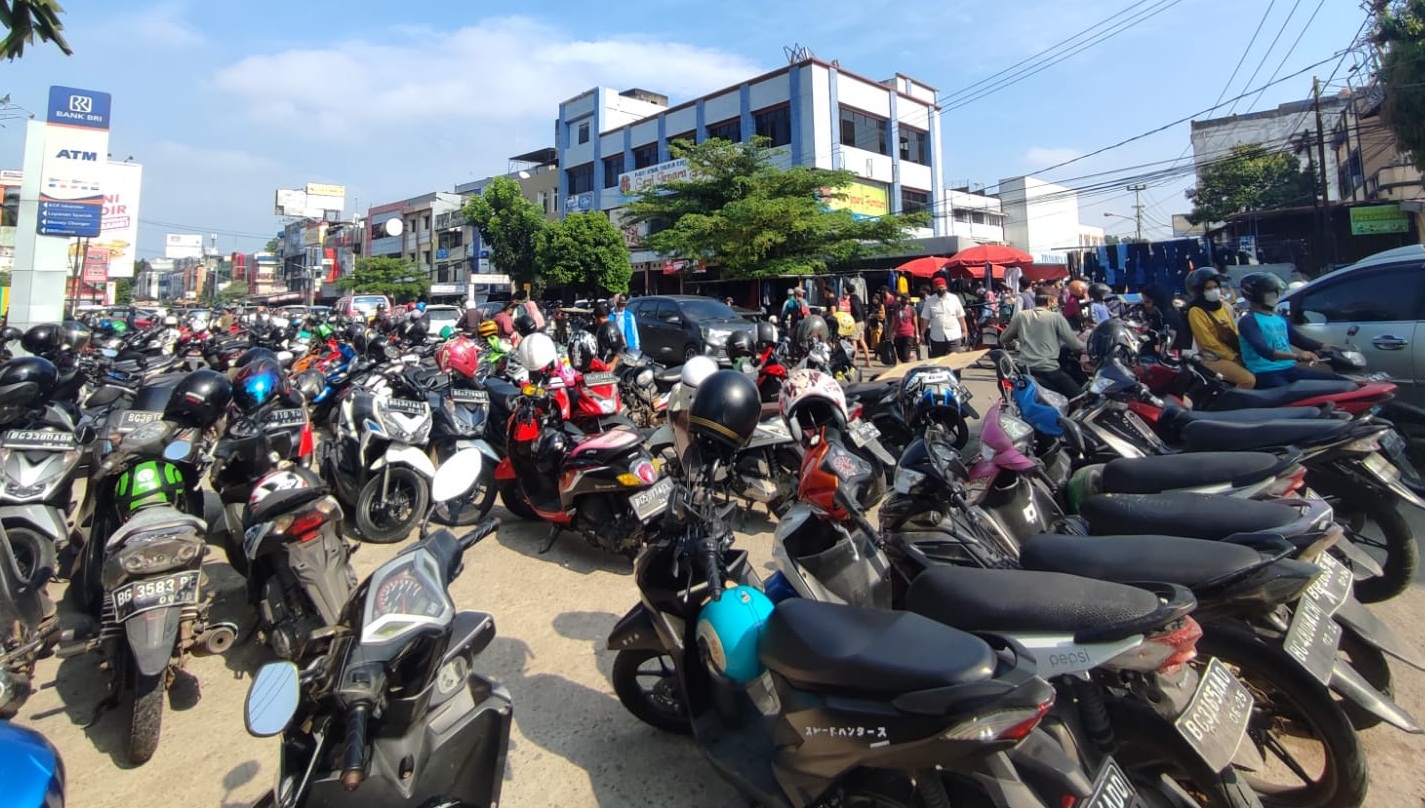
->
[425,369,499,526]
[0,520,57,720]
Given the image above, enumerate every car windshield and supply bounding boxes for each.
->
[679,299,737,321]
[352,296,386,315]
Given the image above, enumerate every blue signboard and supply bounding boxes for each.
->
[38,200,102,236]
[46,86,112,129]
[37,86,110,237]
[436,248,449,259]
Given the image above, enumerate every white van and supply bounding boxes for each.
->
[336,294,392,321]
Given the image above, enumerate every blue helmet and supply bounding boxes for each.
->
[897,365,967,428]
[696,585,775,684]
[233,358,282,413]
[415,301,427,313]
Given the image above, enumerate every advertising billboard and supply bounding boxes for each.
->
[164,233,205,259]
[1349,204,1410,236]
[617,158,692,202]
[98,161,141,278]
[821,180,888,220]
[37,86,111,237]
[275,183,346,219]
[0,169,21,272]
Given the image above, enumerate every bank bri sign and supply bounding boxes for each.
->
[46,86,112,129]
[37,86,112,237]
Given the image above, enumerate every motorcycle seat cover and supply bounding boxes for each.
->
[1162,405,1324,427]
[1101,452,1280,493]
[654,367,683,386]
[758,598,995,695]
[904,565,1163,642]
[1210,380,1358,410]
[105,507,207,549]
[1020,534,1262,589]
[570,427,641,458]
[1081,492,1297,538]
[1178,418,1352,452]
[842,381,896,404]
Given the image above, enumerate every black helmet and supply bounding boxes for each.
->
[234,347,279,370]
[514,313,539,336]
[164,369,234,427]
[1184,267,1229,300]
[754,321,779,349]
[367,335,394,360]
[59,321,92,353]
[403,317,429,343]
[568,331,597,372]
[352,329,372,354]
[1239,272,1287,306]
[293,369,325,402]
[595,321,623,358]
[233,358,283,413]
[344,322,365,344]
[725,330,754,361]
[0,355,58,406]
[795,315,829,349]
[533,429,569,474]
[688,369,760,459]
[20,323,62,356]
[1086,319,1140,362]
[0,326,21,344]
[1089,283,1112,302]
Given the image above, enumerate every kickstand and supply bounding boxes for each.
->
[84,693,118,728]
[538,525,561,554]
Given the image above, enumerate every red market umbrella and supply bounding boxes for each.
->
[946,244,1034,269]
[949,262,1070,282]
[894,255,953,278]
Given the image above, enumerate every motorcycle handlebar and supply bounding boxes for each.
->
[701,534,724,601]
[460,518,501,551]
[339,702,372,791]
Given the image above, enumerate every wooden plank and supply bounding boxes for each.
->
[869,349,989,382]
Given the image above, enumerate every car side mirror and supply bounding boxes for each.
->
[665,315,683,325]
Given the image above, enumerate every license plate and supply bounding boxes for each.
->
[386,398,429,415]
[1383,429,1406,456]
[1283,597,1344,685]
[115,410,162,432]
[1081,757,1137,808]
[849,420,880,447]
[584,372,617,387]
[111,570,201,621]
[1303,551,1354,613]
[450,388,490,405]
[630,476,674,522]
[263,408,306,430]
[0,429,78,450]
[1174,658,1255,772]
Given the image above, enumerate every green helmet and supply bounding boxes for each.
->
[317,323,333,339]
[114,460,186,518]
[439,324,456,340]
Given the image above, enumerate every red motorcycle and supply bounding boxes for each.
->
[753,342,790,402]
[568,357,636,432]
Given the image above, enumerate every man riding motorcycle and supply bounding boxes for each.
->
[1236,272,1344,389]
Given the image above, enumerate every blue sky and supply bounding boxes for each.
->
[0,0,1370,260]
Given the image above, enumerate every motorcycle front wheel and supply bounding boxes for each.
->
[611,648,693,735]
[354,468,428,543]
[1330,487,1417,603]
[497,478,538,521]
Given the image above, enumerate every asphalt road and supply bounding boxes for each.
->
[10,365,1425,807]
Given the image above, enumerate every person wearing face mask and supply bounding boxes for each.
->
[920,276,968,357]
[1184,268,1255,389]
[1235,272,1341,388]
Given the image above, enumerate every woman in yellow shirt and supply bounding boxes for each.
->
[1183,268,1255,389]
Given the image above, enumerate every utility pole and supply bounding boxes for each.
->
[1312,76,1337,267]
[1127,184,1147,241]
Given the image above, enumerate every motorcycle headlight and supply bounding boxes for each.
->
[116,534,202,576]
[376,407,432,445]
[998,412,1035,454]
[0,447,82,500]
[636,369,654,387]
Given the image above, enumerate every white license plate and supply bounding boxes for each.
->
[630,477,674,522]
[115,410,162,432]
[386,398,429,416]
[1081,757,1137,808]
[584,372,617,387]
[112,570,201,621]
[0,429,78,450]
[1174,658,1255,772]
[1301,551,1354,614]
[264,408,306,430]
[849,420,880,447]
[1383,429,1406,456]
[1284,597,1345,685]
[450,388,490,405]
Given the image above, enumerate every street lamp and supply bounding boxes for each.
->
[1103,211,1140,241]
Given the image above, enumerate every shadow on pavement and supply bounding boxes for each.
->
[489,505,636,576]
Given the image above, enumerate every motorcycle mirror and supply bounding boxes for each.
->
[101,348,118,358]
[431,448,484,504]
[244,661,300,738]
[163,440,192,462]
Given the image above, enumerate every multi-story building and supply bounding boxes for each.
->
[1191,93,1352,202]
[1331,85,1425,204]
[944,187,1006,243]
[997,176,1105,263]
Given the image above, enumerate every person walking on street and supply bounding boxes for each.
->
[457,299,482,335]
[847,288,871,368]
[610,294,640,352]
[920,277,968,357]
[999,291,1089,399]
[890,292,919,364]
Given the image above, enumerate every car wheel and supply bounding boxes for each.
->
[683,343,700,361]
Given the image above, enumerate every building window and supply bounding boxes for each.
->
[840,107,889,155]
[633,143,659,169]
[603,153,625,188]
[421,214,431,231]
[668,130,695,150]
[901,188,930,214]
[567,163,594,195]
[577,121,590,144]
[706,117,741,143]
[899,126,929,165]
[754,104,792,147]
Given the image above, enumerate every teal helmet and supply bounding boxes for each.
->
[696,585,775,684]
[439,324,456,340]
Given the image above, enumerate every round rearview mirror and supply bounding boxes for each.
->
[244,661,300,737]
[431,448,484,503]
[162,440,192,462]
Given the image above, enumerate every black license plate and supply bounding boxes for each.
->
[386,398,429,415]
[115,410,162,432]
[1081,757,1137,808]
[1284,596,1345,685]
[630,477,673,522]
[450,388,490,405]
[264,408,306,430]
[112,571,201,621]
[583,372,617,387]
[1301,552,1353,614]
[0,429,78,450]
[1174,657,1255,771]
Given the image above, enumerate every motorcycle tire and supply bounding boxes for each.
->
[1330,488,1416,604]
[354,468,428,543]
[129,667,164,766]
[1197,622,1368,808]
[4,523,56,587]
[611,648,693,736]
[1105,697,1263,808]
[497,478,538,521]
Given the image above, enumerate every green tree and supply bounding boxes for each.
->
[534,211,632,294]
[113,277,132,305]
[0,269,10,287]
[263,237,280,253]
[1374,0,1425,172]
[336,256,429,302]
[1,0,70,60]
[1185,144,1316,225]
[622,137,928,278]
[461,176,547,288]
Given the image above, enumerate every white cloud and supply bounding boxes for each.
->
[109,4,206,48]
[1023,146,1083,169]
[212,16,764,141]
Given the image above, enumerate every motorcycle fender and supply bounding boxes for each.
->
[960,401,981,420]
[124,605,182,677]
[0,506,67,547]
[863,435,898,466]
[372,444,436,479]
[1357,453,1425,509]
[494,457,517,482]
[281,531,354,626]
[648,424,674,452]
[1330,658,1422,733]
[607,603,665,652]
[465,439,499,461]
[1336,596,1425,671]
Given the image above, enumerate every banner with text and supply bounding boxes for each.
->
[37,86,111,238]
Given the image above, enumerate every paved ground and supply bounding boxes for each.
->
[11,365,1425,807]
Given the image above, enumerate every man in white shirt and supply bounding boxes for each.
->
[919,276,968,357]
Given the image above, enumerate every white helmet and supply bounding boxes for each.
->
[779,368,848,443]
[466,299,479,311]
[514,332,558,373]
[163,315,179,327]
[680,355,719,389]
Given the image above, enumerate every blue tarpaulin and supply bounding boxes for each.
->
[1079,238,1212,294]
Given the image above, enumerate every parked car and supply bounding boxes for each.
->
[425,304,462,337]
[626,295,755,363]
[1284,244,1425,405]
[335,293,391,322]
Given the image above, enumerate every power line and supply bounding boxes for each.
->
[1243,0,1329,113]
[1227,0,1304,116]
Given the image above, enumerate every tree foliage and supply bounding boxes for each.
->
[113,277,132,305]
[622,137,929,278]
[534,211,632,294]
[1374,0,1425,173]
[263,237,280,253]
[1185,144,1316,225]
[462,176,547,287]
[336,256,429,302]
[212,282,247,306]
[1,0,70,60]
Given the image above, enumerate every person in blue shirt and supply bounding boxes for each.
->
[610,294,640,352]
[1235,273,1342,388]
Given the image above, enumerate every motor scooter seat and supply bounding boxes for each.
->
[1101,452,1280,493]
[1161,405,1325,430]
[653,367,683,387]
[842,381,896,405]
[1178,418,1352,452]
[758,598,994,695]
[569,426,642,459]
[1020,534,1263,589]
[760,401,783,421]
[1210,380,1358,410]
[1080,492,1297,539]
[105,508,208,550]
[904,565,1164,643]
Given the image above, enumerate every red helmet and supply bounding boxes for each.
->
[436,335,480,379]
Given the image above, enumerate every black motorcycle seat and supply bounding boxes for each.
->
[1020,534,1263,589]
[1080,492,1298,539]
[904,565,1164,643]
[760,401,783,420]
[759,598,995,695]
[1101,452,1281,493]
[1179,418,1352,452]
[1162,405,1325,428]
[1209,380,1358,410]
[247,487,329,525]
[842,381,896,405]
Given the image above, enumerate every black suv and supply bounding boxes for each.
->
[626,295,755,363]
